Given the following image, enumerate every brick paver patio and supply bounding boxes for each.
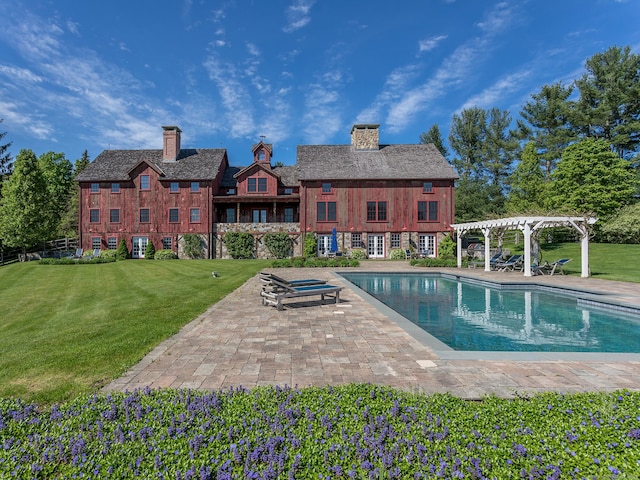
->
[103,263,640,399]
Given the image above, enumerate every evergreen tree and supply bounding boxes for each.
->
[517,82,576,178]
[419,124,449,158]
[448,107,487,180]
[0,149,51,252]
[483,108,520,187]
[574,45,640,159]
[0,118,13,198]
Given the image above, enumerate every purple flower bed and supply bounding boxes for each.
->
[1,384,639,478]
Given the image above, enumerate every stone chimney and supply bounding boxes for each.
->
[350,124,380,150]
[162,126,182,161]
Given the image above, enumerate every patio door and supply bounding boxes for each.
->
[367,234,385,258]
[418,234,435,257]
[132,236,148,259]
[317,235,331,256]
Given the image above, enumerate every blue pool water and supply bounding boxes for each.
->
[341,273,640,353]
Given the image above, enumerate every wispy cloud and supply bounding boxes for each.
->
[418,35,448,53]
[458,69,532,111]
[363,1,521,133]
[283,0,316,33]
[0,6,170,150]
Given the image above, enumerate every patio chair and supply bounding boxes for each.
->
[469,252,503,269]
[496,254,523,272]
[260,278,343,310]
[260,272,327,294]
[405,249,414,260]
[548,258,572,276]
[531,262,551,276]
[72,248,83,258]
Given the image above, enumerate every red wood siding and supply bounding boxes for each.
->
[235,166,279,196]
[300,179,455,234]
[79,163,212,253]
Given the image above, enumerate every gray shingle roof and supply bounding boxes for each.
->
[75,149,227,182]
[296,143,458,180]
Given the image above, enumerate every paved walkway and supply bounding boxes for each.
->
[103,262,640,399]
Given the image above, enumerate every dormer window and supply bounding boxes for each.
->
[248,177,267,192]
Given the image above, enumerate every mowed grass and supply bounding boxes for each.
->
[0,259,270,404]
[539,242,640,283]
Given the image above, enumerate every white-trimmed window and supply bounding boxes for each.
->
[162,237,172,249]
[391,233,401,249]
[107,237,117,250]
[92,237,101,250]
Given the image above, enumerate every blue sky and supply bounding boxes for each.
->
[0,0,638,166]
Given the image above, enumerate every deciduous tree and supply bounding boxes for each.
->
[506,142,546,213]
[546,138,637,218]
[38,151,74,238]
[0,149,50,252]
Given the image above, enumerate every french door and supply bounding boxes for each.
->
[367,234,385,258]
[317,235,331,256]
[418,234,435,257]
[132,236,148,258]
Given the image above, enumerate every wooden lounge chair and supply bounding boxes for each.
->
[261,279,343,310]
[260,272,327,292]
[548,258,571,276]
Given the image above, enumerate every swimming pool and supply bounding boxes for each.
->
[340,272,640,353]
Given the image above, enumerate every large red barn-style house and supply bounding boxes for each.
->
[76,124,457,259]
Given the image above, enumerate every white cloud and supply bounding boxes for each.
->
[0,64,43,83]
[283,0,316,33]
[203,56,255,138]
[458,69,532,111]
[418,35,448,53]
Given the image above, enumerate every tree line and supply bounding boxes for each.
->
[0,136,89,253]
[421,45,640,242]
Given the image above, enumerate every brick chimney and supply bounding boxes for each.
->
[162,126,181,161]
[350,124,380,150]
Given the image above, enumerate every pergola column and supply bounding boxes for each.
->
[522,222,532,277]
[482,227,492,272]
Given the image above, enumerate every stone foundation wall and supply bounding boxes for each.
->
[213,223,302,259]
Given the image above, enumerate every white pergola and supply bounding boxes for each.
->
[451,216,598,278]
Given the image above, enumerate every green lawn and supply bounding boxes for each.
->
[539,242,640,283]
[0,243,638,404]
[0,259,270,404]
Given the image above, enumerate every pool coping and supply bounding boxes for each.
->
[335,270,640,362]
